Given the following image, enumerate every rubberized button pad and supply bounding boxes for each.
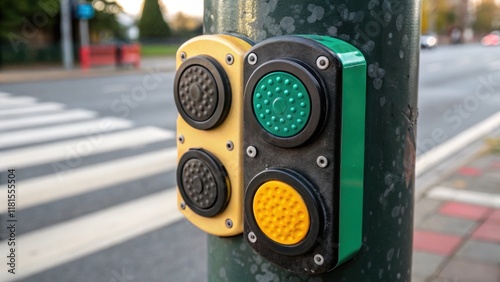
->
[178,65,218,122]
[253,72,311,138]
[253,180,311,245]
[182,159,217,209]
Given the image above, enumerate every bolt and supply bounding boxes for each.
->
[180,52,187,61]
[225,219,233,228]
[316,56,330,70]
[314,254,324,265]
[317,156,328,168]
[178,135,185,144]
[180,202,186,210]
[248,53,258,65]
[246,146,257,158]
[226,141,234,151]
[248,232,257,243]
[225,54,234,65]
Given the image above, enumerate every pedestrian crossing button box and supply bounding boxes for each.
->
[243,35,367,274]
[174,34,252,237]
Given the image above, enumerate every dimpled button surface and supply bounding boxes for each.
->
[252,72,311,137]
[178,65,218,122]
[182,159,217,209]
[252,180,310,245]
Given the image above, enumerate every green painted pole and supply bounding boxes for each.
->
[204,1,420,281]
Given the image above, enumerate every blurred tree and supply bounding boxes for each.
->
[436,1,458,34]
[139,0,171,40]
[90,0,127,42]
[422,0,457,35]
[474,0,500,35]
[0,0,58,66]
[421,0,435,33]
[170,12,202,37]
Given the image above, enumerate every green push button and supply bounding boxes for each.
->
[252,72,311,137]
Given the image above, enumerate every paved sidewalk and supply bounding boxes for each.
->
[0,56,176,84]
[413,137,500,282]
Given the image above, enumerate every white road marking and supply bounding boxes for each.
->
[428,186,500,208]
[416,111,500,176]
[0,118,133,149]
[0,102,65,117]
[0,109,97,131]
[0,188,182,281]
[0,126,175,170]
[0,96,37,108]
[0,148,177,213]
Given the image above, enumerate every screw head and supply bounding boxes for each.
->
[180,51,187,61]
[226,141,234,151]
[316,156,328,168]
[180,202,186,210]
[225,54,234,65]
[178,135,185,144]
[246,146,257,158]
[314,254,324,265]
[225,219,233,228]
[248,53,258,65]
[248,232,257,243]
[316,56,330,70]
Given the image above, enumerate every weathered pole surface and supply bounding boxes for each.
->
[204,1,420,281]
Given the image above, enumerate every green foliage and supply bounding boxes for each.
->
[139,0,171,39]
[474,0,500,35]
[90,0,127,42]
[0,0,57,43]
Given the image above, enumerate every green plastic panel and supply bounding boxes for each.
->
[300,35,367,265]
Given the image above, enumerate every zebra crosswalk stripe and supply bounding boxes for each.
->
[0,117,133,149]
[0,109,97,131]
[0,188,182,282]
[0,148,177,213]
[0,102,65,117]
[0,126,175,170]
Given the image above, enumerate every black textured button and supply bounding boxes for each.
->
[178,65,218,122]
[174,56,231,130]
[177,149,230,217]
[182,159,217,209]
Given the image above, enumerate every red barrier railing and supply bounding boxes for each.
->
[79,44,141,70]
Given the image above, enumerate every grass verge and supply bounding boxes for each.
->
[141,44,180,57]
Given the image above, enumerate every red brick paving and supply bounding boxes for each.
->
[457,166,483,176]
[413,230,463,255]
[472,217,500,243]
[439,201,491,221]
[488,209,500,222]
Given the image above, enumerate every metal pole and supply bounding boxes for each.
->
[79,19,90,47]
[204,0,420,281]
[60,0,74,69]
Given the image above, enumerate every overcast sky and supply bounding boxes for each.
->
[117,0,203,18]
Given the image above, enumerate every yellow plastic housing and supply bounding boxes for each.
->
[176,35,251,236]
[253,180,310,245]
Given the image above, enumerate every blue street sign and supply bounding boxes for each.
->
[76,3,95,20]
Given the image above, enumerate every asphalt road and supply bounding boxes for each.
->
[0,43,499,282]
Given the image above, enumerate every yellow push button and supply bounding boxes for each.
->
[253,180,310,245]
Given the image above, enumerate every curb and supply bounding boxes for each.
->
[0,57,177,84]
[415,112,500,198]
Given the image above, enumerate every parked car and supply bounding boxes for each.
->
[481,31,500,46]
[421,34,438,49]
